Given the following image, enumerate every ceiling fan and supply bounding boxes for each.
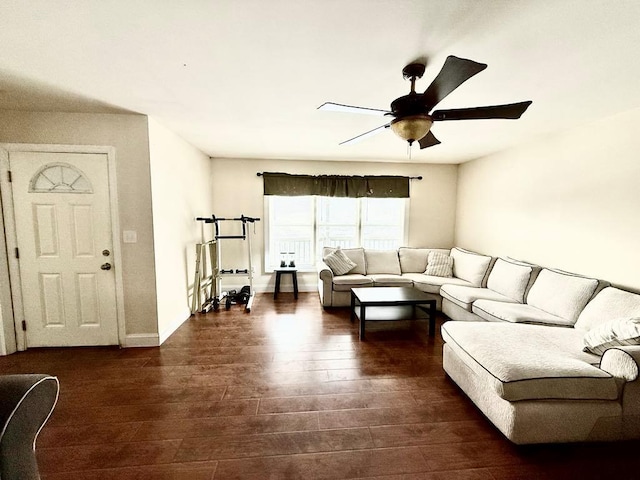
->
[318,55,532,149]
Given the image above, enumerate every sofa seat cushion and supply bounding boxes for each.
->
[441,285,518,312]
[332,274,373,291]
[403,273,472,294]
[472,299,575,327]
[369,274,413,287]
[441,322,617,402]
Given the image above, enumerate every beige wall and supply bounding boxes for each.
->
[0,111,159,338]
[210,158,458,292]
[148,118,212,339]
[455,107,640,291]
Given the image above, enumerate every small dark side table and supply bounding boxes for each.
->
[274,268,298,299]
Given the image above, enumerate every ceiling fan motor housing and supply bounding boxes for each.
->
[389,92,433,143]
[390,93,429,117]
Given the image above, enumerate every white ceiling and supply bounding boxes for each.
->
[1,0,639,164]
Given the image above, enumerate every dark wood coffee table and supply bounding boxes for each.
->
[350,287,437,340]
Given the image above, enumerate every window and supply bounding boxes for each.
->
[267,196,314,270]
[360,198,406,250]
[316,197,358,250]
[266,196,407,271]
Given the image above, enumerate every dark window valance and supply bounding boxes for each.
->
[261,172,410,198]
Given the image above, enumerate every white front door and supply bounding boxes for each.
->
[9,151,118,347]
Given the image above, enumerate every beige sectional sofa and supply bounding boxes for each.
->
[317,246,640,444]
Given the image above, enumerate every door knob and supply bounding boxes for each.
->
[100,263,112,271]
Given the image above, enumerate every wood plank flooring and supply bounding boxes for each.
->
[1,292,639,479]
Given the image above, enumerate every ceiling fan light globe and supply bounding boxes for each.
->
[390,115,433,143]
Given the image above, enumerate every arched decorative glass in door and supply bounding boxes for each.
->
[29,162,93,194]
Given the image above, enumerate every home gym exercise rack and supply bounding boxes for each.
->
[194,214,260,312]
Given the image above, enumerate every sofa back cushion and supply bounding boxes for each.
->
[575,286,640,331]
[365,250,401,275]
[398,247,450,273]
[450,247,493,287]
[487,258,534,303]
[322,247,365,275]
[526,269,599,324]
[505,257,542,302]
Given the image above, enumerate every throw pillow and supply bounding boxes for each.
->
[424,251,453,277]
[323,247,357,276]
[583,317,640,355]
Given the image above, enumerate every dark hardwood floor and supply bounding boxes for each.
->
[1,292,638,479]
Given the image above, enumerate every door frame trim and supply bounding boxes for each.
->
[0,144,126,352]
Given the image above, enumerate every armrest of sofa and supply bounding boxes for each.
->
[317,260,334,307]
[600,346,640,382]
[0,374,59,480]
[318,260,333,281]
[600,346,640,420]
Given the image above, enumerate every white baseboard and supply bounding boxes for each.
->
[122,333,160,348]
[122,313,189,348]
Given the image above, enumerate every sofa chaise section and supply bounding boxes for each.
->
[441,286,640,444]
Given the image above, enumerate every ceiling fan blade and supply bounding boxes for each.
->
[422,56,487,109]
[418,131,441,150]
[318,102,391,116]
[432,101,533,121]
[339,123,390,145]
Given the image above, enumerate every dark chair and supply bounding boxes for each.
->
[0,374,59,480]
